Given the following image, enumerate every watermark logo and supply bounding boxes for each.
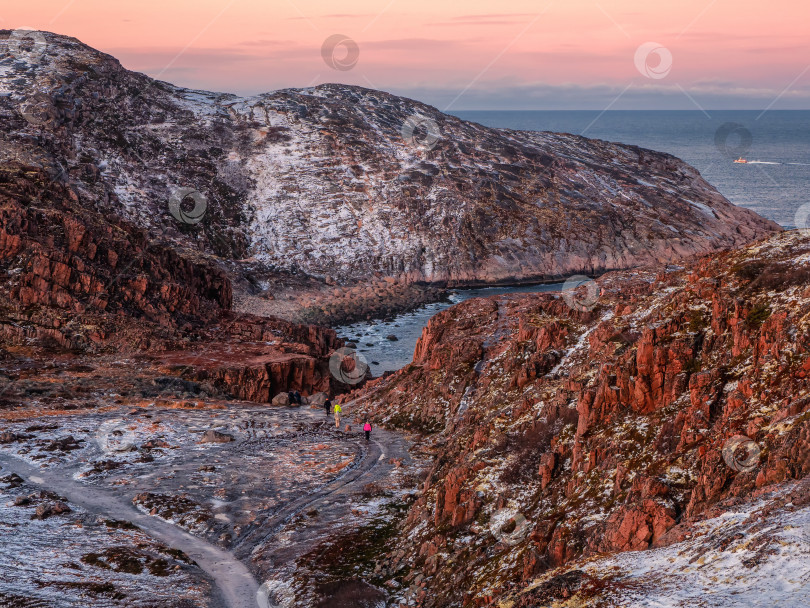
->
[321,34,359,71]
[561,275,599,312]
[19,95,52,126]
[793,203,810,233]
[168,188,207,225]
[489,508,530,546]
[721,435,761,473]
[95,419,137,454]
[329,346,370,385]
[401,115,441,151]
[714,123,753,160]
[634,42,672,80]
[7,28,48,65]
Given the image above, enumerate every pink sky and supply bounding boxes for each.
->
[5,0,810,109]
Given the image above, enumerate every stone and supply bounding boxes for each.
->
[307,392,329,407]
[199,430,234,444]
[0,432,18,444]
[271,393,290,406]
[33,501,72,520]
[2,474,24,489]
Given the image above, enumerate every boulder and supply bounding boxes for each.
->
[1,473,24,488]
[308,392,329,407]
[33,501,72,520]
[44,436,82,451]
[271,392,290,406]
[200,430,234,444]
[0,432,18,444]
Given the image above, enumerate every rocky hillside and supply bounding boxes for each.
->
[346,230,810,606]
[0,31,779,306]
[0,164,344,409]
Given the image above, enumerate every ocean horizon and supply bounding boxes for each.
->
[453,110,810,229]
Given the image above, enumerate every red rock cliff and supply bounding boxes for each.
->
[0,167,341,405]
[351,230,810,607]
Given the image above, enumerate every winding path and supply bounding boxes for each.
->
[232,414,388,558]
[0,452,259,608]
[0,407,404,608]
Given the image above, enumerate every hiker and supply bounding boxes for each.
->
[334,402,342,429]
[293,390,302,405]
[363,420,372,442]
[324,397,332,417]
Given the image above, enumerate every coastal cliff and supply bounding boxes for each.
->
[0,31,779,323]
[348,230,810,606]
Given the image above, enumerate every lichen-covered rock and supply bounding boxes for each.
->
[0,167,343,405]
[0,432,19,444]
[271,393,290,406]
[0,31,778,294]
[306,392,329,407]
[199,430,234,444]
[33,501,72,520]
[350,230,810,607]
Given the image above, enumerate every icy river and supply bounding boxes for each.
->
[334,282,566,376]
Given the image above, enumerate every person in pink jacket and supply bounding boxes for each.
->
[363,421,372,442]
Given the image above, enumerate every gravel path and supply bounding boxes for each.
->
[0,452,258,608]
[0,403,412,608]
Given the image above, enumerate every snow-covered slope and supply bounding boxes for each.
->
[519,482,810,607]
[0,31,780,287]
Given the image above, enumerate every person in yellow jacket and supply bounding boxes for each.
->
[333,403,342,429]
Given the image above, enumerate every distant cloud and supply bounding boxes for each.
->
[237,39,294,47]
[428,13,538,26]
[286,13,372,21]
[362,38,462,51]
[322,13,373,19]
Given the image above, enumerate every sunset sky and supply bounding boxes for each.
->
[5,0,810,109]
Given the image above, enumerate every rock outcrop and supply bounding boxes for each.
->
[0,167,343,407]
[348,230,810,607]
[0,31,779,301]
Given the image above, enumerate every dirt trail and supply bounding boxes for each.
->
[0,452,259,608]
[233,406,409,565]
[0,405,412,608]
[232,429,384,556]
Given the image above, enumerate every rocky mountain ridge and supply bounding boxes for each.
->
[0,31,779,311]
[0,165,344,410]
[345,230,810,606]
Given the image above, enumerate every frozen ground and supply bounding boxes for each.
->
[0,402,418,607]
[0,469,213,607]
[517,479,810,607]
[580,496,810,607]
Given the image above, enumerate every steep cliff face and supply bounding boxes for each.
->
[0,166,230,334]
[0,166,341,406]
[348,231,810,606]
[0,31,779,294]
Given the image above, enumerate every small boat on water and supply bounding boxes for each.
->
[734,157,748,164]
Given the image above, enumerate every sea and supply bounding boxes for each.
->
[453,110,810,229]
[337,110,810,374]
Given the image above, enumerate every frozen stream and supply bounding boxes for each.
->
[334,282,566,376]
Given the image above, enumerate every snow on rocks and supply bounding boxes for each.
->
[0,31,780,290]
